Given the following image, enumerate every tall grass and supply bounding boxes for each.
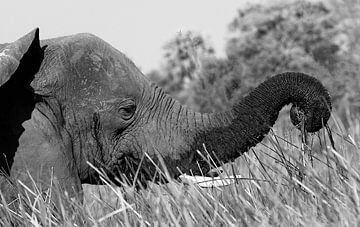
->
[1,109,359,226]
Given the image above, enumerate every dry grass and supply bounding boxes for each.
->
[1,108,360,226]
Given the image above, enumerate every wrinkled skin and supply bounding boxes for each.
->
[0,29,332,202]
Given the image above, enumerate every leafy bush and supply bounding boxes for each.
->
[148,0,360,120]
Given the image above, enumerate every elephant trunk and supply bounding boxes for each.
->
[155,72,331,177]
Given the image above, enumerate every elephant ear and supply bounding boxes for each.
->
[0,28,43,88]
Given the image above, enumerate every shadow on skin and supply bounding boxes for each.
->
[0,34,44,187]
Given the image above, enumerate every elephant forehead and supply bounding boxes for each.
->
[70,51,133,89]
[34,34,146,109]
[46,34,144,103]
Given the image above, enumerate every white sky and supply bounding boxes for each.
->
[0,0,263,74]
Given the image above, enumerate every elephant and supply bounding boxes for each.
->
[0,28,332,202]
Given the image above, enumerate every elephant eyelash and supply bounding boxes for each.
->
[119,104,136,120]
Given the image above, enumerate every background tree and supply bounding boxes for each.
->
[225,1,351,101]
[147,0,360,121]
[147,31,215,104]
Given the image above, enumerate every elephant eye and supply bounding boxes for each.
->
[119,101,136,120]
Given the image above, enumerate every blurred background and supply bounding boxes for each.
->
[145,0,360,132]
[1,0,360,128]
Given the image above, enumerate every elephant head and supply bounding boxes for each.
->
[0,28,331,200]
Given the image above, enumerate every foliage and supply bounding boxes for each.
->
[147,31,214,104]
[226,1,338,89]
[226,0,360,118]
[148,0,360,116]
[325,0,360,123]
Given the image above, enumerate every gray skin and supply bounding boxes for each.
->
[0,28,332,201]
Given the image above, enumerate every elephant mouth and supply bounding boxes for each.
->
[290,102,331,133]
[101,151,166,188]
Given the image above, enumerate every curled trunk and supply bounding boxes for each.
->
[157,72,331,177]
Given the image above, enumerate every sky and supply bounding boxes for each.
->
[0,0,264,74]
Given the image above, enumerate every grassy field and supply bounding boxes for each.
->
[1,109,360,226]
